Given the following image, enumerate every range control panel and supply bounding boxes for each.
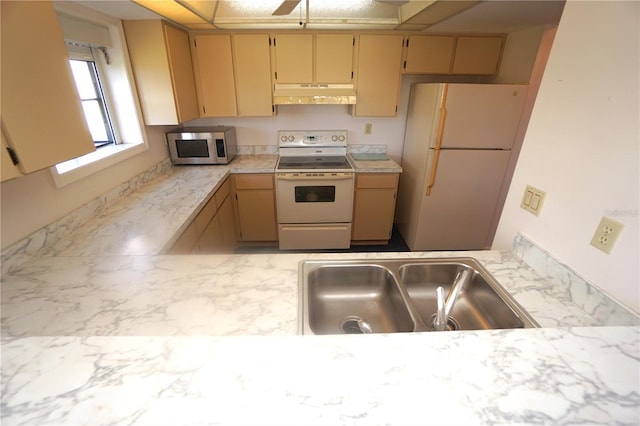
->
[278,130,348,148]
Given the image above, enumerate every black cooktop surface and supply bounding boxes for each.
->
[277,156,353,170]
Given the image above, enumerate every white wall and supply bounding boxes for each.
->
[493,1,640,313]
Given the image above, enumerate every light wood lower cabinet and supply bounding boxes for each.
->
[352,173,399,242]
[169,178,237,254]
[232,174,278,242]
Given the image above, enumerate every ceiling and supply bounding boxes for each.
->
[67,0,565,33]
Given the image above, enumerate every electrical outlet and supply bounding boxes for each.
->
[590,216,624,254]
[364,123,372,135]
[520,185,546,216]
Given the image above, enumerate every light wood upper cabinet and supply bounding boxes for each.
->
[192,34,237,117]
[403,35,455,74]
[232,34,274,117]
[352,34,404,117]
[315,34,354,83]
[123,20,199,125]
[273,33,354,84]
[1,0,94,176]
[273,34,313,83]
[452,36,504,75]
[404,35,504,75]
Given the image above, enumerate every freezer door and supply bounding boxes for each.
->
[441,84,528,149]
[412,149,510,251]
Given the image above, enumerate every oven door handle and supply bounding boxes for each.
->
[276,174,354,181]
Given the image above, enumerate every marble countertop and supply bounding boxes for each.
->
[1,156,638,425]
[2,155,400,262]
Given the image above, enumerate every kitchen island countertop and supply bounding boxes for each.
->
[1,156,638,425]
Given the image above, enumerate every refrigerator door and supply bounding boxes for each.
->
[411,148,511,251]
[441,84,528,149]
[395,83,443,245]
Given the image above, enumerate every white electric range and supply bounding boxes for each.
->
[275,130,355,250]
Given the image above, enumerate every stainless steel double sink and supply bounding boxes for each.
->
[298,257,539,335]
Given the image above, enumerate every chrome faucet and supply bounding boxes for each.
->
[357,318,373,334]
[432,269,471,331]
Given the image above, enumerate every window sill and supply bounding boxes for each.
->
[50,142,148,188]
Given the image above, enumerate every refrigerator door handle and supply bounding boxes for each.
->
[426,106,447,196]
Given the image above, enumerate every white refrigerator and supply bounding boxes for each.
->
[395,83,528,251]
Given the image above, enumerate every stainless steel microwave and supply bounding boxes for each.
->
[166,126,237,165]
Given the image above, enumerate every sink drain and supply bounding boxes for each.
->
[340,316,372,334]
[429,314,460,331]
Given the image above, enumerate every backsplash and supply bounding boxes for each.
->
[235,144,388,155]
[237,145,278,155]
[348,144,388,154]
[513,233,639,325]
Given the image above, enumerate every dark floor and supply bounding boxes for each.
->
[234,225,410,254]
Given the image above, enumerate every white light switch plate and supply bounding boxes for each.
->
[520,185,546,216]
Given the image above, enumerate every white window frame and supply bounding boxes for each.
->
[50,8,149,188]
[67,44,117,148]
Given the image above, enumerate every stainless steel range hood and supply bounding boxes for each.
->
[273,83,356,105]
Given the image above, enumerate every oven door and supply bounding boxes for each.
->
[275,173,354,223]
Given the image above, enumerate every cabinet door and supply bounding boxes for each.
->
[353,34,404,117]
[235,190,278,241]
[352,174,398,241]
[197,214,223,253]
[163,23,200,122]
[353,189,397,241]
[452,36,504,75]
[1,130,22,182]
[273,34,313,83]
[233,174,277,241]
[232,34,274,117]
[217,194,237,251]
[123,20,198,124]
[1,0,94,174]
[403,35,455,74]
[170,221,199,254]
[193,34,237,117]
[316,34,354,83]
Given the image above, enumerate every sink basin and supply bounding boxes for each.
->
[398,262,527,331]
[299,258,539,335]
[305,264,414,335]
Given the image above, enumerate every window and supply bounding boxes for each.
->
[50,10,149,188]
[69,54,115,148]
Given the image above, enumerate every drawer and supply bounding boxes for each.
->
[356,173,398,189]
[234,173,274,190]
